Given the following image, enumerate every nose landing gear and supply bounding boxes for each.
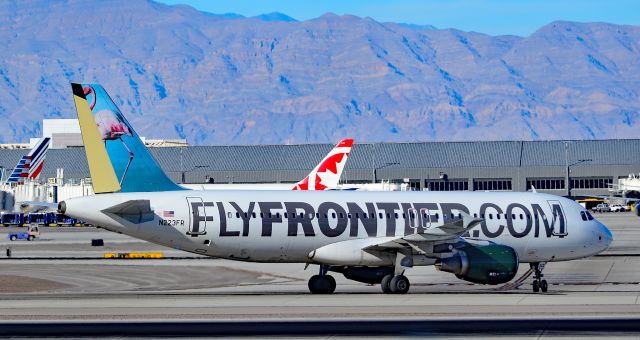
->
[531,262,548,293]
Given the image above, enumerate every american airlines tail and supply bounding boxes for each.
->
[5,137,50,185]
[293,139,353,191]
[70,83,184,193]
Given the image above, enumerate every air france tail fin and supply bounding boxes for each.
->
[5,137,50,185]
[292,139,354,190]
[70,83,184,193]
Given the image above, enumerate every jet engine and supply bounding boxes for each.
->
[435,243,518,285]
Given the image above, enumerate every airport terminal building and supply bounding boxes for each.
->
[1,137,639,198]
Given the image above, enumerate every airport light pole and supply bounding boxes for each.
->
[373,162,399,184]
[181,165,207,184]
[566,157,592,198]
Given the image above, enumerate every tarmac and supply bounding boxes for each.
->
[0,211,638,337]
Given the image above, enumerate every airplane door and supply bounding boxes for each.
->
[186,197,212,236]
[408,208,418,233]
[420,208,431,229]
[547,200,567,237]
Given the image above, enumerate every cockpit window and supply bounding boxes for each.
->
[580,211,588,221]
[585,211,594,220]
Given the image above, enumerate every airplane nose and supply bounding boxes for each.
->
[596,222,614,251]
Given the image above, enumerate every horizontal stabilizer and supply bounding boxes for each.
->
[102,199,154,224]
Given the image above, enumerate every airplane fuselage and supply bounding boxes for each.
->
[62,190,612,265]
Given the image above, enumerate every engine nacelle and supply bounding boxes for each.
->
[308,239,395,266]
[330,266,394,284]
[435,243,518,285]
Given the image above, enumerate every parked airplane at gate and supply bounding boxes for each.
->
[5,137,50,185]
[59,83,613,294]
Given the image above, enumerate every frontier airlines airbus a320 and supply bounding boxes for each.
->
[58,83,613,294]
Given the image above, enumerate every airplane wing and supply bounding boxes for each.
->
[309,212,484,265]
[365,212,484,250]
[18,201,58,213]
[292,139,353,190]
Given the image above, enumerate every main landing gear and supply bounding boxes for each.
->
[381,249,412,294]
[308,265,336,294]
[531,262,548,293]
[380,273,410,294]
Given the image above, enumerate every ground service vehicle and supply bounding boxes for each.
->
[8,224,40,241]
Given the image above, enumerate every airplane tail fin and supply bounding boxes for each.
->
[70,83,184,193]
[5,137,50,185]
[293,139,353,190]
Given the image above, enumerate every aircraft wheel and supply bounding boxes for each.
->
[9,235,16,241]
[532,280,540,293]
[381,274,393,294]
[308,274,336,294]
[389,275,410,294]
[540,280,548,293]
[27,235,34,241]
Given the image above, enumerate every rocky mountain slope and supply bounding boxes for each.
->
[0,0,638,144]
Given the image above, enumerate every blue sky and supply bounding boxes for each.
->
[157,0,639,36]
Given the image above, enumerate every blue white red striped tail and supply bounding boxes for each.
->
[5,137,50,185]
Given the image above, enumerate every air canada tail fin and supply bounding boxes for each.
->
[70,83,184,193]
[293,139,354,190]
[6,137,50,185]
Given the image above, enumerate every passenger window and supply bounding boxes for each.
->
[473,213,478,218]
[435,213,439,219]
[512,214,516,219]
[260,213,264,218]
[489,214,493,219]
[379,213,383,219]
[520,214,523,219]
[402,213,406,219]
[497,214,501,220]
[394,213,398,219]
[228,212,232,218]
[252,212,256,218]
[339,213,344,218]
[348,213,352,218]
[316,213,320,218]
[236,212,240,218]
[324,214,328,218]
[300,212,304,218]
[332,213,336,218]
[370,213,375,218]
[276,213,281,218]
[386,213,390,218]
[244,213,247,218]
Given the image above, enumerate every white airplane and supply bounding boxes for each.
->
[59,83,613,294]
[181,138,354,191]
